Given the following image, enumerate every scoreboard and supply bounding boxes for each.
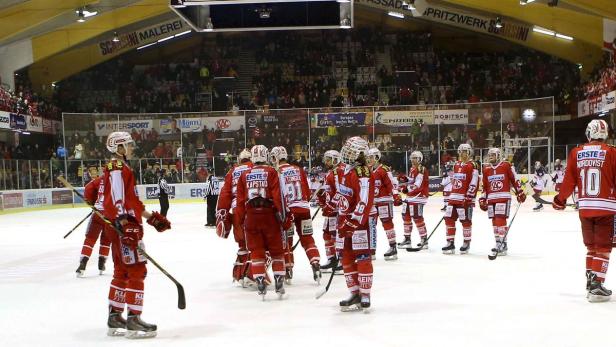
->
[170,0,353,32]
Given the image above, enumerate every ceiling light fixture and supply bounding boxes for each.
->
[388,11,404,19]
[112,32,120,43]
[495,16,503,29]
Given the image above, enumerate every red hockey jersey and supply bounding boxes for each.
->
[372,164,397,204]
[235,164,285,221]
[481,161,522,203]
[100,159,145,223]
[557,142,616,217]
[278,163,311,212]
[405,165,429,204]
[331,164,375,226]
[217,162,253,212]
[448,160,479,205]
[84,177,104,211]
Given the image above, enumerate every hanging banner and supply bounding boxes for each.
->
[0,111,10,129]
[315,112,367,127]
[433,109,469,124]
[603,19,616,56]
[10,113,26,130]
[202,116,244,131]
[42,118,54,133]
[578,90,616,117]
[375,110,433,126]
[98,19,188,57]
[26,115,43,132]
[94,119,154,136]
[177,118,203,133]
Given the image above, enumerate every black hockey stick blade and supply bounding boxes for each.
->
[58,176,186,309]
[64,211,93,239]
[406,216,444,252]
[316,260,338,299]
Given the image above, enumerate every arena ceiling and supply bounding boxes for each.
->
[0,0,612,89]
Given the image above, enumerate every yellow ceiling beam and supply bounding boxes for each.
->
[564,0,616,21]
[31,0,170,62]
[441,0,603,48]
[0,0,99,42]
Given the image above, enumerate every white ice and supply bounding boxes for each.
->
[0,200,610,347]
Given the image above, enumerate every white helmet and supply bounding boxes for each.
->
[555,158,561,166]
[270,146,288,164]
[340,136,369,165]
[323,150,340,166]
[106,131,134,154]
[487,148,501,163]
[535,161,541,168]
[586,119,609,141]
[367,148,381,161]
[250,145,269,163]
[238,148,251,162]
[457,143,473,157]
[410,151,423,163]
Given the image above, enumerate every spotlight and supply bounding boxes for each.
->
[76,9,85,23]
[519,0,536,5]
[495,16,503,29]
[112,32,120,43]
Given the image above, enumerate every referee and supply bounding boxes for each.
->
[158,169,171,217]
[204,172,222,227]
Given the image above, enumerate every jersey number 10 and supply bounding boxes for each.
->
[579,167,601,197]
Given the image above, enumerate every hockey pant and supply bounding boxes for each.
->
[336,223,373,297]
[80,213,111,260]
[444,204,473,242]
[581,215,615,283]
[244,208,286,281]
[104,224,147,315]
[231,213,253,281]
[401,203,427,241]
[487,201,511,244]
[322,216,337,260]
[376,202,396,246]
[285,211,320,269]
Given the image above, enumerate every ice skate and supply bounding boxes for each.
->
[76,256,88,277]
[491,241,506,257]
[588,280,612,303]
[107,308,127,337]
[533,203,544,212]
[311,262,322,285]
[274,274,286,299]
[442,241,455,255]
[384,245,398,261]
[371,250,376,261]
[459,241,471,255]
[320,257,338,273]
[339,293,361,312]
[256,276,267,300]
[125,314,157,339]
[441,205,447,212]
[416,237,428,250]
[360,294,371,313]
[397,236,412,249]
[98,256,106,275]
[285,268,293,285]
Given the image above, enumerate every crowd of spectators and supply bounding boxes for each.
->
[579,52,616,99]
[0,75,61,120]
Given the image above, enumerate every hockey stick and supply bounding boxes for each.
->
[63,211,93,239]
[315,257,338,299]
[58,176,186,310]
[488,202,521,261]
[406,215,445,252]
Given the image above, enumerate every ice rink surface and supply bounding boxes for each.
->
[0,199,611,347]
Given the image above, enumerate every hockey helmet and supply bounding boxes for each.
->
[410,151,423,163]
[238,148,251,162]
[270,146,288,164]
[340,136,369,165]
[250,145,269,164]
[323,150,340,166]
[487,148,501,163]
[106,132,134,154]
[457,143,473,158]
[367,148,382,161]
[586,119,609,141]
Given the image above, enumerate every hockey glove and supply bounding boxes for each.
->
[118,218,143,249]
[464,196,475,208]
[216,209,232,238]
[282,214,295,231]
[478,197,488,211]
[552,195,566,210]
[339,218,361,235]
[516,191,526,203]
[393,193,403,206]
[147,211,171,232]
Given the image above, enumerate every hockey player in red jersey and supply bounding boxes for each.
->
[215,149,255,286]
[398,151,430,250]
[367,148,401,260]
[270,146,322,284]
[553,119,616,302]
[443,144,479,254]
[334,136,375,312]
[75,165,110,277]
[318,150,341,272]
[236,145,293,299]
[99,132,171,339]
[478,148,526,257]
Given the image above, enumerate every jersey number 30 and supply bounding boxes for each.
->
[580,167,600,197]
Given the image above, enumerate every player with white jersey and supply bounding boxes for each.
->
[367,148,402,260]
[397,151,430,250]
[270,146,321,284]
[318,150,342,272]
[441,166,453,211]
[553,119,616,302]
[216,149,255,286]
[443,144,479,254]
[531,161,548,211]
[478,148,526,257]
[553,159,565,191]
